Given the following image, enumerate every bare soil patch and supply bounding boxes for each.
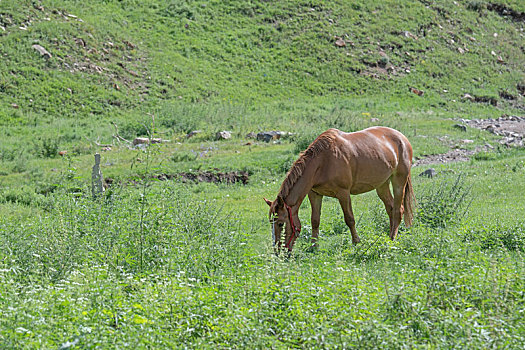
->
[414,115,525,166]
[158,171,249,185]
[463,115,525,147]
[104,170,249,188]
[413,148,480,167]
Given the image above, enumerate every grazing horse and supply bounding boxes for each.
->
[264,127,414,253]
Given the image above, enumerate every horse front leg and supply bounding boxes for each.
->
[308,190,323,250]
[337,192,360,245]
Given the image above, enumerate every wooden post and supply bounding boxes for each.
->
[91,153,104,198]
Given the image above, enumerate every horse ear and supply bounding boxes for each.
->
[263,198,273,206]
[276,195,284,207]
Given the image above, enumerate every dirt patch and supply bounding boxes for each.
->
[104,170,249,188]
[414,115,525,166]
[414,148,480,167]
[158,171,249,185]
[463,115,525,147]
[487,3,525,22]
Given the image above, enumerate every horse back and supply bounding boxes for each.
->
[315,127,412,194]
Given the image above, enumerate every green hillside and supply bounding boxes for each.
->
[1,1,525,348]
[1,0,524,112]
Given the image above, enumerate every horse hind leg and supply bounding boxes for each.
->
[337,192,360,245]
[308,190,323,249]
[390,172,409,240]
[376,180,394,232]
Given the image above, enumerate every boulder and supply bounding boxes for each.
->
[216,131,231,140]
[132,137,162,145]
[453,124,467,132]
[257,131,284,143]
[32,44,52,59]
[186,130,201,138]
[419,168,437,178]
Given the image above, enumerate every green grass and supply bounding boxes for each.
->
[1,0,525,348]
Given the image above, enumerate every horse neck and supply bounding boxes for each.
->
[283,160,318,209]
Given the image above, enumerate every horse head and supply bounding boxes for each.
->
[264,196,301,254]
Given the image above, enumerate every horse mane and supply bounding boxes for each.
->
[278,129,339,200]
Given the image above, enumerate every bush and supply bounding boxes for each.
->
[418,175,472,229]
[292,131,320,154]
[33,136,60,158]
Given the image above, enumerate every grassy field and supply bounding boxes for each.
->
[1,0,525,348]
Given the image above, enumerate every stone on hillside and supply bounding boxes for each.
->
[484,125,496,134]
[463,93,475,101]
[257,131,285,143]
[334,37,346,47]
[402,31,418,40]
[216,131,231,140]
[186,130,201,138]
[410,87,424,96]
[132,137,163,145]
[32,44,52,59]
[419,168,437,178]
[453,124,467,132]
[245,132,257,139]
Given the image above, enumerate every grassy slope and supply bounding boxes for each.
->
[1,0,525,348]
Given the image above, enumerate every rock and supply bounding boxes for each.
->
[370,118,380,123]
[402,31,418,40]
[462,139,474,144]
[485,125,496,134]
[462,93,475,101]
[453,124,467,132]
[334,38,346,47]
[245,132,257,139]
[32,44,52,59]
[186,130,201,138]
[410,87,424,96]
[419,168,437,178]
[132,137,163,145]
[215,131,231,140]
[257,131,283,143]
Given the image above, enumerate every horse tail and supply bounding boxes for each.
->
[403,172,415,227]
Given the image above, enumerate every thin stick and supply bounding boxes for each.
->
[111,122,132,144]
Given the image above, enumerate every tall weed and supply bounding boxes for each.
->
[418,175,472,229]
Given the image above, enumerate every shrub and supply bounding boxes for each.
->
[418,175,472,229]
[292,131,320,154]
[33,136,60,158]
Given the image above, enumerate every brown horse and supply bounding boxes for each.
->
[264,127,414,253]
